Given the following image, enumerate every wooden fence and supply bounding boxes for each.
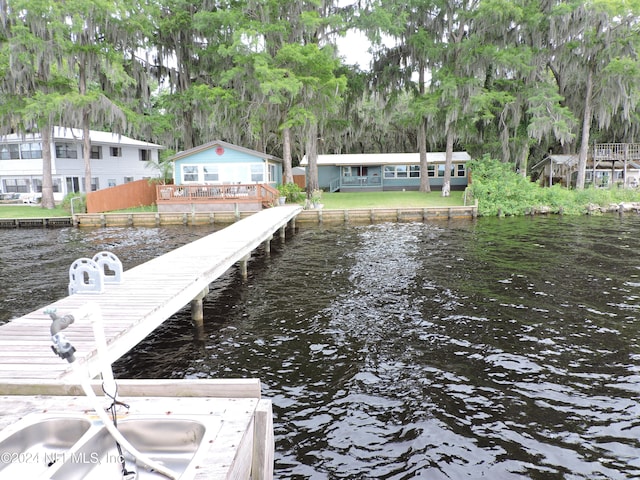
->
[86,179,157,213]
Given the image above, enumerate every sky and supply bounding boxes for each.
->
[336,30,373,70]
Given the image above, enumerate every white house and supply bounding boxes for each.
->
[0,127,163,202]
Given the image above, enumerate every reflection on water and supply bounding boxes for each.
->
[2,216,640,479]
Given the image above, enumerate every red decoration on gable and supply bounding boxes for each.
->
[215,146,225,155]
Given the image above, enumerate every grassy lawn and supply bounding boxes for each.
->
[318,190,465,209]
[0,191,466,218]
[0,205,71,218]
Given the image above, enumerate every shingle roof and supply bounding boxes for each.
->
[2,127,163,148]
[171,140,281,162]
[300,152,471,166]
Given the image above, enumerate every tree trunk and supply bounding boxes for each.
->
[40,126,55,209]
[306,121,319,195]
[576,67,593,190]
[79,62,92,194]
[418,118,430,192]
[518,141,529,177]
[83,112,92,194]
[442,127,454,196]
[283,126,293,184]
[418,63,431,193]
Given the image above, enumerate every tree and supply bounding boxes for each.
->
[546,0,640,188]
[275,43,346,193]
[0,0,74,209]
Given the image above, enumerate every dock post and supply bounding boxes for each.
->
[191,286,209,334]
[240,254,251,280]
[279,225,286,242]
[263,235,273,256]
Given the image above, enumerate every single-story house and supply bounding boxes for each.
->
[157,140,283,212]
[0,127,163,202]
[300,152,471,192]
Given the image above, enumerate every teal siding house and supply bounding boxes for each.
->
[157,140,283,212]
[172,140,282,186]
[301,152,471,192]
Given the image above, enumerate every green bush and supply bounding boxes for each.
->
[468,155,640,216]
[60,193,86,213]
[277,182,305,203]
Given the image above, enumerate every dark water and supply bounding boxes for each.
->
[1,216,640,479]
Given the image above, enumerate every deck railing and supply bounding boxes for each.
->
[593,143,640,161]
[157,183,279,206]
[157,183,279,204]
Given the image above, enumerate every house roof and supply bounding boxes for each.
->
[171,140,282,163]
[530,154,579,171]
[2,127,163,149]
[300,152,471,166]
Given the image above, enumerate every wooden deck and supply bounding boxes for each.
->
[0,205,301,385]
[0,380,274,480]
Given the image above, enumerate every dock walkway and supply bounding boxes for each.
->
[0,205,301,386]
[0,206,301,479]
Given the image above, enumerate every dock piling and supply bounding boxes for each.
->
[240,254,251,280]
[191,286,209,331]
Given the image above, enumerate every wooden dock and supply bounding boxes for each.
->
[0,204,301,384]
[0,205,301,479]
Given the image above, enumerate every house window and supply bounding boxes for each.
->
[66,176,80,193]
[437,165,446,177]
[182,165,198,182]
[384,165,413,178]
[91,177,99,191]
[457,164,466,177]
[250,164,263,182]
[108,179,116,187]
[20,143,42,159]
[383,166,395,178]
[409,165,420,178]
[55,143,77,159]
[31,178,61,193]
[427,165,435,177]
[0,144,19,160]
[124,176,134,183]
[3,178,29,193]
[203,165,219,182]
[90,146,102,159]
[343,166,368,176]
[269,164,277,182]
[110,147,122,157]
[140,149,151,161]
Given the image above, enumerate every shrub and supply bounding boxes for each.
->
[277,183,305,203]
[60,193,86,213]
[468,155,640,216]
